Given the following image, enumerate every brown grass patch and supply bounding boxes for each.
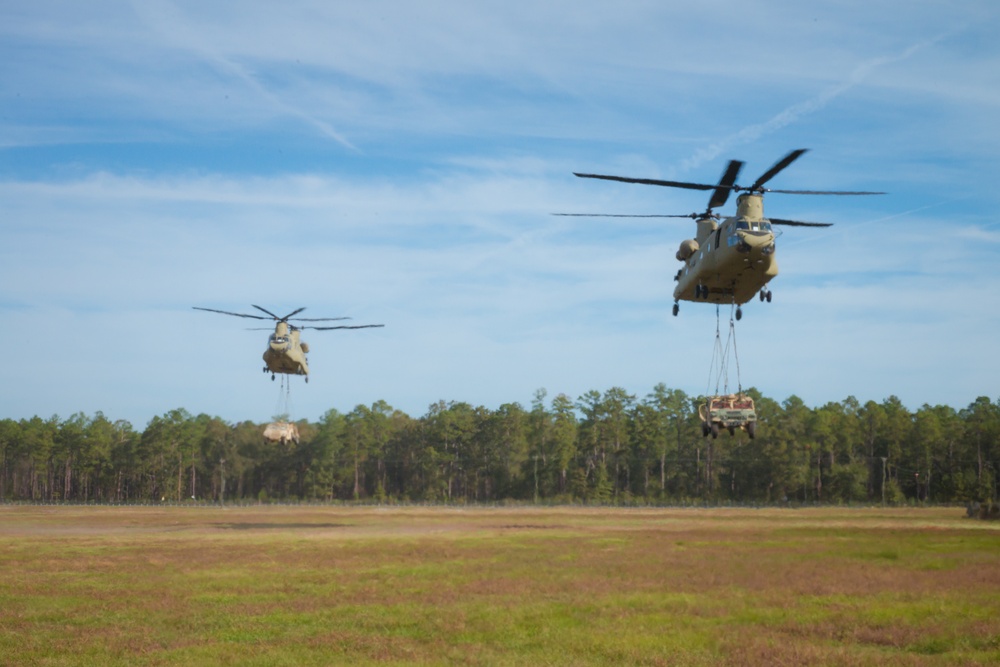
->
[1,506,998,666]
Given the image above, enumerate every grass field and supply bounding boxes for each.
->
[1,505,998,666]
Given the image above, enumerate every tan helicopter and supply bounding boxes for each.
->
[562,149,883,319]
[193,305,384,382]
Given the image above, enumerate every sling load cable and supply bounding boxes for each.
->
[703,303,757,440]
[272,375,283,418]
[728,304,744,395]
[273,374,294,421]
[706,305,726,397]
[284,374,294,419]
[705,304,744,398]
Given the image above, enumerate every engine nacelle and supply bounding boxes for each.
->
[676,239,699,261]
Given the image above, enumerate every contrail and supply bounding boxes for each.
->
[214,57,359,152]
[131,0,358,152]
[680,28,963,173]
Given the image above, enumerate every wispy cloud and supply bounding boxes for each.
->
[129,0,358,150]
[1,2,998,424]
[679,28,964,173]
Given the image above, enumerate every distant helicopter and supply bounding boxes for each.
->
[193,305,384,382]
[560,149,883,319]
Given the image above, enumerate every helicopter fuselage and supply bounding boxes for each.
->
[674,193,778,306]
[262,322,309,377]
[193,304,382,381]
[567,150,866,317]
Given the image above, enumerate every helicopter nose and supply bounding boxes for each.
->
[736,231,775,257]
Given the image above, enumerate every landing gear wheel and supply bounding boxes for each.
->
[672,303,679,317]
[735,307,742,321]
[766,290,772,303]
[271,374,276,381]
[305,376,309,384]
[759,290,766,302]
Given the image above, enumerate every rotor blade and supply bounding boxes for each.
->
[193,306,268,320]
[290,316,352,322]
[762,188,886,195]
[574,172,716,191]
[768,217,833,228]
[278,307,308,321]
[552,213,701,218]
[251,304,282,320]
[749,149,808,191]
[708,160,744,210]
[308,324,385,331]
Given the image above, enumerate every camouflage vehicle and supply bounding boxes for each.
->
[699,393,757,439]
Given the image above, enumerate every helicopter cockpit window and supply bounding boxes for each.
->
[737,220,772,232]
[270,334,289,345]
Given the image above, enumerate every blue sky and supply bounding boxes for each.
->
[2,1,998,428]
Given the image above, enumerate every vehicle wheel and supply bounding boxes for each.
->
[747,421,756,439]
[710,423,719,439]
[728,426,735,436]
[701,422,710,437]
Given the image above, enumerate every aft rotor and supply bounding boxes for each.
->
[559,149,883,227]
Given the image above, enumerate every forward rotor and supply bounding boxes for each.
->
[246,324,385,332]
[573,149,884,197]
[194,305,358,324]
[558,149,883,223]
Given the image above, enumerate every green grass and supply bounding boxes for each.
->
[1,506,998,666]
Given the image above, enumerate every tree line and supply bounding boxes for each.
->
[1,385,997,506]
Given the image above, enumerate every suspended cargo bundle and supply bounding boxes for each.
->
[700,305,757,439]
[262,421,300,445]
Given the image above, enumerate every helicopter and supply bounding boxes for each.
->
[193,305,384,382]
[561,149,883,319]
